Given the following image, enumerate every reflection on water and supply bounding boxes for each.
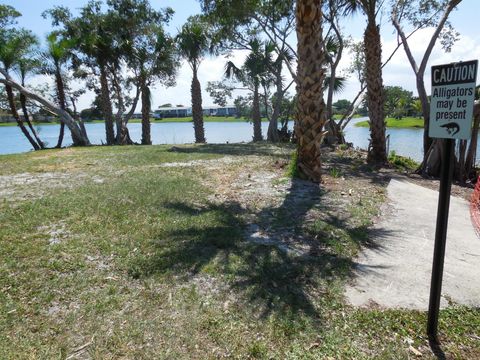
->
[0,117,474,163]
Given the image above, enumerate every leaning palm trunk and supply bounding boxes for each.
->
[295,0,327,182]
[99,64,115,145]
[19,92,45,149]
[252,82,263,142]
[141,81,152,145]
[191,68,206,143]
[5,85,40,150]
[364,18,387,164]
[0,70,90,146]
[54,66,67,148]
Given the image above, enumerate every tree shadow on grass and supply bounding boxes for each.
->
[323,149,393,187]
[127,201,244,279]
[127,170,393,326]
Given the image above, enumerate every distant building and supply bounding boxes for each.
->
[154,105,237,119]
[202,106,237,117]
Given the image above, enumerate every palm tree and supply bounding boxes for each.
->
[121,14,177,145]
[57,2,117,145]
[225,39,275,142]
[17,57,46,149]
[295,0,327,181]
[343,0,387,164]
[41,32,75,147]
[0,29,43,150]
[267,47,295,143]
[135,27,177,145]
[177,16,212,143]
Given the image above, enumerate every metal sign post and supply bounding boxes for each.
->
[427,138,454,341]
[427,60,478,342]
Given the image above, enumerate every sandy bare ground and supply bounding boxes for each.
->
[0,172,104,202]
[345,178,480,309]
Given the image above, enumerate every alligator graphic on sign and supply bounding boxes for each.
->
[440,122,460,136]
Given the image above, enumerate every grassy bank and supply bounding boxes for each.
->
[355,116,424,128]
[332,114,363,120]
[0,144,477,358]
[0,116,271,127]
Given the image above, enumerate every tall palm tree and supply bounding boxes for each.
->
[225,39,275,142]
[343,0,387,163]
[64,2,118,145]
[177,16,212,143]
[17,57,46,149]
[295,0,327,181]
[124,21,177,146]
[0,29,43,150]
[135,29,177,146]
[41,32,75,148]
[267,47,295,143]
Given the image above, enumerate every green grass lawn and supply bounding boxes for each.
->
[332,114,363,120]
[0,143,477,358]
[355,116,424,128]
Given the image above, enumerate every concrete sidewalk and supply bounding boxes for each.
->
[345,179,480,309]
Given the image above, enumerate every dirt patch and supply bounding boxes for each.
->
[158,156,240,169]
[0,172,104,202]
[37,221,71,245]
[196,148,388,260]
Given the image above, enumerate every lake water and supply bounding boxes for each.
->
[0,118,466,162]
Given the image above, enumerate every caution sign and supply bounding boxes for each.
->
[429,60,478,140]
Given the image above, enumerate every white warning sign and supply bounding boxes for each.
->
[429,60,478,140]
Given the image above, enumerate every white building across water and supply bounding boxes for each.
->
[154,105,237,119]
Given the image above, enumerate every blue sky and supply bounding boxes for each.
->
[3,0,201,38]
[2,0,480,110]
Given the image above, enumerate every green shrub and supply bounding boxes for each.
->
[388,151,418,171]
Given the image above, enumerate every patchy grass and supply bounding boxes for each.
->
[356,117,424,128]
[0,143,478,359]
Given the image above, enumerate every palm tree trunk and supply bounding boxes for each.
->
[141,79,152,145]
[70,95,89,142]
[295,0,326,182]
[99,64,115,145]
[252,82,263,142]
[191,68,206,143]
[6,84,40,150]
[267,71,282,142]
[56,123,65,148]
[19,92,45,149]
[54,66,68,148]
[364,18,387,164]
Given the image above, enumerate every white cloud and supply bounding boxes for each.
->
[151,50,250,109]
